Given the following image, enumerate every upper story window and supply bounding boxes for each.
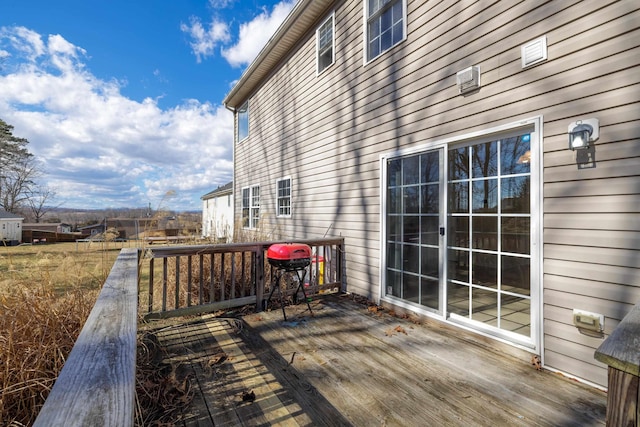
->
[276,177,292,217]
[237,101,249,142]
[365,0,406,62]
[242,185,260,229]
[317,13,335,74]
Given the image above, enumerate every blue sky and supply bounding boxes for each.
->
[0,0,295,211]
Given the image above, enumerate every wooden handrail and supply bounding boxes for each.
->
[594,300,640,426]
[33,248,139,427]
[142,238,345,258]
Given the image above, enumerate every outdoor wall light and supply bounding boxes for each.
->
[568,118,599,150]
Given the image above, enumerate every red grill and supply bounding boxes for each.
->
[266,243,314,320]
[267,243,312,270]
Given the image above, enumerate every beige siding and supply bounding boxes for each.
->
[232,0,640,387]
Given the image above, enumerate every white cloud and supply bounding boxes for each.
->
[181,16,230,63]
[0,26,45,62]
[209,0,234,8]
[0,26,234,210]
[221,1,295,68]
[46,34,87,74]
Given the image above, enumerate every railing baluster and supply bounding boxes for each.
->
[148,258,154,313]
[313,244,319,292]
[255,246,264,311]
[241,251,247,297]
[209,253,215,303]
[199,253,204,305]
[231,252,236,299]
[175,255,180,309]
[220,252,226,302]
[162,257,168,312]
[338,241,345,292]
[187,255,192,307]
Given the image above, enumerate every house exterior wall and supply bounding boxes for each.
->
[230,0,640,388]
[202,192,234,241]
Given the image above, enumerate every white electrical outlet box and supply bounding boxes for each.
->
[573,309,604,333]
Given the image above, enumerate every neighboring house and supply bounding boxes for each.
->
[201,182,234,242]
[78,221,107,238]
[223,0,639,389]
[0,210,23,245]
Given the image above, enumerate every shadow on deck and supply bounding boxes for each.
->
[147,295,606,426]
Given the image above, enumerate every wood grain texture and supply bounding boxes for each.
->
[33,248,139,427]
[602,367,639,427]
[157,295,607,426]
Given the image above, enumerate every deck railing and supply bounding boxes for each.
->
[142,238,345,320]
[33,248,139,427]
[33,238,345,426]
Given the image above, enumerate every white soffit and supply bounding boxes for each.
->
[521,36,548,68]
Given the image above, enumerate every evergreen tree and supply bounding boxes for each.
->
[0,119,32,170]
[0,119,36,213]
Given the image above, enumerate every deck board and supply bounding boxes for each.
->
[151,295,606,426]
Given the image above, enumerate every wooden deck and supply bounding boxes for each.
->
[149,294,606,426]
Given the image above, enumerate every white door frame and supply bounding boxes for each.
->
[379,116,543,353]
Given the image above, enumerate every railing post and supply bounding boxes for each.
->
[595,301,640,426]
[255,245,264,311]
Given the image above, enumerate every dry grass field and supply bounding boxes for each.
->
[0,240,198,426]
[0,242,122,425]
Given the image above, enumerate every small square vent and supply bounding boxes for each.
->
[521,36,547,68]
[456,65,480,94]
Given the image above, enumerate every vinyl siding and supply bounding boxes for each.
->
[232,0,640,387]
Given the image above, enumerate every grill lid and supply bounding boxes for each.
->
[267,243,312,261]
[267,243,312,270]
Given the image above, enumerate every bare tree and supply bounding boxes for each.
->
[27,185,58,223]
[1,156,40,213]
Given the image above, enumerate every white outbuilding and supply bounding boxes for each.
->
[0,210,24,245]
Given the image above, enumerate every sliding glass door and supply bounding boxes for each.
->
[383,122,538,347]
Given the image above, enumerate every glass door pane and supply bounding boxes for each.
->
[446,132,532,338]
[385,148,443,313]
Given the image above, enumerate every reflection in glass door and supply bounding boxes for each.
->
[447,132,532,338]
[385,149,443,313]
